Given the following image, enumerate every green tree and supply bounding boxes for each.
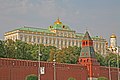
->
[60,46,81,64]
[48,48,56,62]
[98,77,108,80]
[0,40,5,57]
[105,53,118,67]
[4,39,16,58]
[14,40,33,60]
[40,45,54,61]
[25,74,38,80]
[95,52,106,66]
[95,52,120,68]
[31,44,51,61]
[68,77,76,80]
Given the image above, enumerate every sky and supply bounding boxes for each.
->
[0,0,120,46]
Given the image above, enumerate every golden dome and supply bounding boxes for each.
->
[110,34,116,38]
[54,18,62,24]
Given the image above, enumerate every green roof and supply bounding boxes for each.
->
[83,31,92,40]
[76,33,84,36]
[91,36,100,39]
[80,46,96,58]
[48,24,72,31]
[15,27,53,34]
[76,32,101,40]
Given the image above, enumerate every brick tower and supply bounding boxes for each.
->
[78,31,100,80]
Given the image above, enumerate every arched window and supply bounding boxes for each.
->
[87,59,89,62]
[86,41,88,45]
[80,59,82,62]
[83,41,85,45]
[62,25,65,28]
[84,60,86,62]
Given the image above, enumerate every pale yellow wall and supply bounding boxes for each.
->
[4,29,106,54]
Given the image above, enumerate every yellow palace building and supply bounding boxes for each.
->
[4,19,107,55]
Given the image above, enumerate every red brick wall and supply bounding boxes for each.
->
[100,66,119,80]
[0,58,119,80]
[0,58,88,80]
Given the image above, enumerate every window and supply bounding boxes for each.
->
[53,39,56,44]
[80,59,82,62]
[87,59,89,62]
[96,42,98,50]
[50,26,52,28]
[68,33,70,37]
[57,39,59,46]
[46,37,48,44]
[61,33,63,36]
[76,41,78,46]
[37,38,40,43]
[62,25,65,28]
[20,35,23,40]
[65,40,67,46]
[29,36,32,42]
[61,39,63,46]
[86,41,88,45]
[64,33,67,37]
[72,34,74,37]
[84,60,86,62]
[25,36,27,42]
[49,38,52,44]
[68,40,71,46]
[33,37,36,42]
[42,37,44,44]
[80,42,82,47]
[72,40,74,46]
[83,42,85,45]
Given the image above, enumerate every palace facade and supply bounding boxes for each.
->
[4,19,107,55]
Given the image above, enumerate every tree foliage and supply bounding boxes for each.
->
[60,46,81,64]
[68,77,76,80]
[25,74,38,80]
[0,39,120,66]
[98,77,108,80]
[0,40,5,57]
[0,39,80,64]
[95,52,120,67]
[95,52,106,66]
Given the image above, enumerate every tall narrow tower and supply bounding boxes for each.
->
[78,31,100,80]
[110,34,117,48]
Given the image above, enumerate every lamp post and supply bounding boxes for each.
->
[115,47,119,80]
[38,45,42,80]
[108,58,115,80]
[53,53,56,80]
[117,52,119,80]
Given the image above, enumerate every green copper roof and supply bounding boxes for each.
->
[83,31,92,40]
[76,33,102,40]
[76,33,84,36]
[80,46,96,58]
[15,27,53,33]
[48,24,71,31]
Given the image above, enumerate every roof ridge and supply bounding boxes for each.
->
[23,26,48,30]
